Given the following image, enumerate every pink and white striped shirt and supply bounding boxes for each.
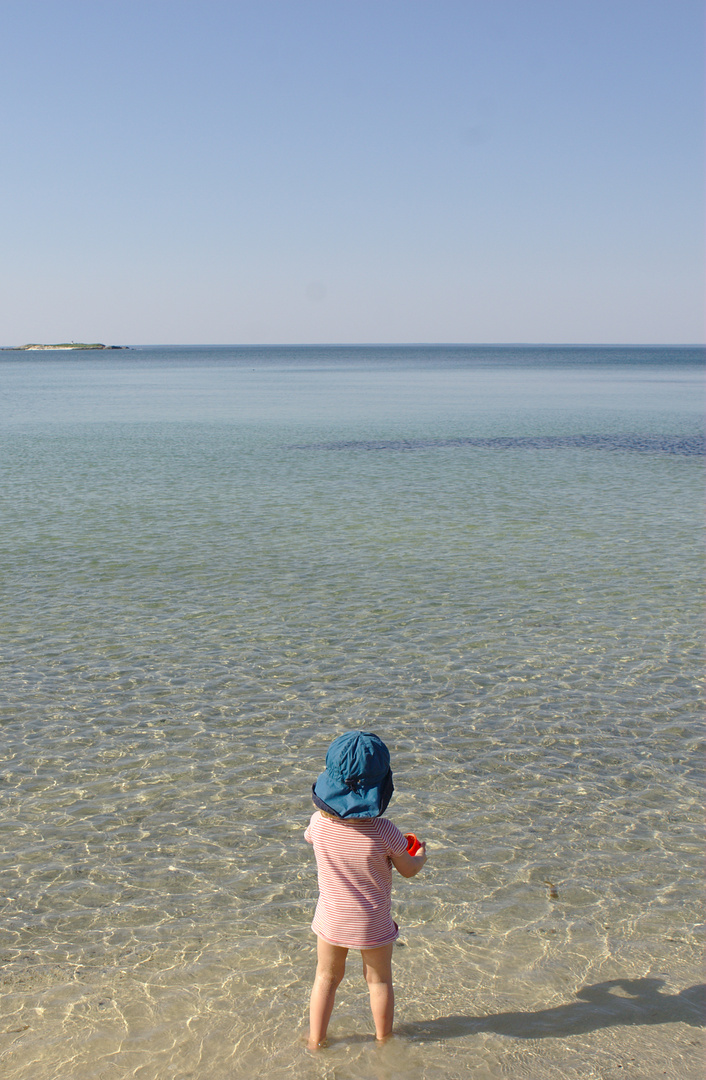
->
[305,811,408,949]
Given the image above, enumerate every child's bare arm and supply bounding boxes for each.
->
[391,842,427,878]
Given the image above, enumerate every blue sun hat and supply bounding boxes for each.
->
[312,730,394,819]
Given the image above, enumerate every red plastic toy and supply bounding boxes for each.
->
[405,833,423,856]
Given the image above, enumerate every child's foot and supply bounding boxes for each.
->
[306,1037,328,1052]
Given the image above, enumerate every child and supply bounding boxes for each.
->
[304,730,427,1049]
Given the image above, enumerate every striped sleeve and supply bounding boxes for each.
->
[379,817,408,856]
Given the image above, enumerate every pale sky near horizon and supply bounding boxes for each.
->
[1,0,703,345]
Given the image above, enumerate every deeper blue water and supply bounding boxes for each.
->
[0,345,703,1080]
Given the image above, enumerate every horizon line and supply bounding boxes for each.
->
[87,341,706,348]
[3,341,704,350]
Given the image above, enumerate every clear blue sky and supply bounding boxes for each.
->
[1,0,703,344]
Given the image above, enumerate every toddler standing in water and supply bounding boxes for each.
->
[304,731,427,1050]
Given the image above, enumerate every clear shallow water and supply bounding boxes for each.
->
[0,346,703,1079]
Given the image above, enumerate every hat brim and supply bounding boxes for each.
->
[312,768,394,819]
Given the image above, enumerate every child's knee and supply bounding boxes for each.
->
[361,944,393,987]
[364,968,392,989]
[316,956,347,987]
[362,960,393,988]
[316,968,345,993]
[314,939,348,985]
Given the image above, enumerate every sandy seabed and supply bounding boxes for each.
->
[1,923,702,1080]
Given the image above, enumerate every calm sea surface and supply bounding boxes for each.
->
[0,346,703,1079]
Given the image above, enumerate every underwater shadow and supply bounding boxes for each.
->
[397,978,705,1042]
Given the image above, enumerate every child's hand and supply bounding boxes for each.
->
[392,841,428,878]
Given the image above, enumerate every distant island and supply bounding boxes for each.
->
[1,343,129,351]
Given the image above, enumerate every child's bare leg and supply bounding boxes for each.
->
[308,938,348,1050]
[361,943,394,1040]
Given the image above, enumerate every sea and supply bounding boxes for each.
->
[0,345,703,1080]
